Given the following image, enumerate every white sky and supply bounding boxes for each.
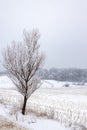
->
[0,0,87,69]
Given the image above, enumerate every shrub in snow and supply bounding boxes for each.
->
[63,83,70,87]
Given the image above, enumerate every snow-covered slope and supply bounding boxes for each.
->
[0,75,87,89]
[0,76,15,89]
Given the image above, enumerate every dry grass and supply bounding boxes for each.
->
[0,115,30,130]
[0,88,87,129]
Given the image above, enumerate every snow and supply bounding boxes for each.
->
[0,76,87,130]
[0,76,15,89]
[0,75,87,89]
[0,103,69,130]
[29,118,69,130]
[41,80,87,88]
[0,104,9,116]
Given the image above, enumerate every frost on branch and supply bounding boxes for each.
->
[2,29,45,115]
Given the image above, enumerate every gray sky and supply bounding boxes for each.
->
[0,0,87,69]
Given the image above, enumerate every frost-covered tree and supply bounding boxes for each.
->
[2,29,45,115]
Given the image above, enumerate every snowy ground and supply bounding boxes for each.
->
[0,103,69,130]
[0,76,87,130]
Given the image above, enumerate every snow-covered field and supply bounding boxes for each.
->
[0,76,87,130]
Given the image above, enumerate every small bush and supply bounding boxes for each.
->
[64,83,70,87]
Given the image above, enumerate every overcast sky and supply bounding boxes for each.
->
[0,0,87,69]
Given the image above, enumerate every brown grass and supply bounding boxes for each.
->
[0,115,30,130]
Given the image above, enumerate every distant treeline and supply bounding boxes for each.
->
[1,68,87,83]
[38,68,87,82]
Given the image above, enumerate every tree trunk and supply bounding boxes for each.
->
[22,96,27,115]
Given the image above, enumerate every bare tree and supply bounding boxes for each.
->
[2,29,45,115]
